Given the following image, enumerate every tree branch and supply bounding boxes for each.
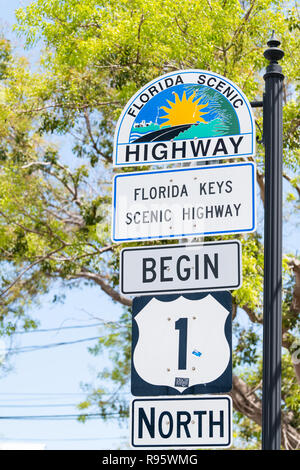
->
[283,172,300,198]
[0,245,66,299]
[224,0,257,53]
[83,109,107,159]
[70,269,132,307]
[230,374,300,449]
[16,101,120,115]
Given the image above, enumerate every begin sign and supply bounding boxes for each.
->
[120,240,242,295]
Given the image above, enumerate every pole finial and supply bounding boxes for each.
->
[267,30,281,48]
[264,31,284,64]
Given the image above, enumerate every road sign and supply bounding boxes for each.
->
[113,69,255,167]
[120,240,242,295]
[131,395,232,448]
[112,161,256,242]
[131,292,232,396]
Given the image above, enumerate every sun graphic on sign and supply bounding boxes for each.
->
[160,91,209,128]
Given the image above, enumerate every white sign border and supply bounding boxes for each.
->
[120,240,242,295]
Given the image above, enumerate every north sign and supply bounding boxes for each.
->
[112,161,256,242]
[113,69,255,167]
[131,292,232,396]
[120,240,242,295]
[131,395,232,448]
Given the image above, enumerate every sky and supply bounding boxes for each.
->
[0,286,130,450]
[0,0,130,450]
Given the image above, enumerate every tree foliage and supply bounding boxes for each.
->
[0,0,298,448]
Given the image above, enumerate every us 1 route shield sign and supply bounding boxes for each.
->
[113,69,255,167]
[131,395,232,449]
[120,240,242,296]
[131,292,232,396]
[112,161,256,242]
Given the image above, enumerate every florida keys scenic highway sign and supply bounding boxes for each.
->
[112,161,256,242]
[113,69,255,166]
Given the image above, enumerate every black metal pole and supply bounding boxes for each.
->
[262,33,284,450]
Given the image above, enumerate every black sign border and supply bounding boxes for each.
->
[131,291,232,397]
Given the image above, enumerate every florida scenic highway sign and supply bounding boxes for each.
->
[120,240,242,296]
[113,69,255,167]
[130,395,232,449]
[131,292,232,396]
[112,161,256,242]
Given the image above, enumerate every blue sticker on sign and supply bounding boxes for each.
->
[192,349,202,357]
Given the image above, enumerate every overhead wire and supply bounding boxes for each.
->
[1,336,101,354]
[0,392,130,403]
[12,322,103,334]
[0,320,127,354]
[0,403,83,408]
[0,436,127,442]
[0,325,129,421]
[0,412,126,420]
